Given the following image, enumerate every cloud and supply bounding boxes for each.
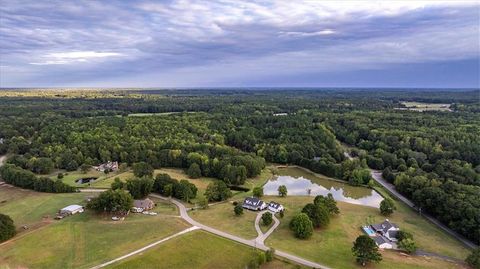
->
[29,51,124,65]
[0,0,478,87]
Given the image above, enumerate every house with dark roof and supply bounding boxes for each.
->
[242,197,267,211]
[373,235,393,249]
[370,219,399,242]
[268,201,284,213]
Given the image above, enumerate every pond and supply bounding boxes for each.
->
[75,177,98,184]
[263,167,383,208]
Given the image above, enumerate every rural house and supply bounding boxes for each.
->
[242,197,267,211]
[93,161,119,172]
[60,205,84,215]
[132,198,155,212]
[268,201,284,213]
[371,219,400,241]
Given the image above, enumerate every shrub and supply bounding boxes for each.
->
[252,186,263,197]
[262,212,273,226]
[234,204,244,216]
[289,213,313,239]
[380,198,396,216]
[0,213,16,242]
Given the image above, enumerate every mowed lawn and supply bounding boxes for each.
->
[190,201,259,239]
[265,196,470,269]
[109,230,296,269]
[0,188,190,269]
[0,186,88,231]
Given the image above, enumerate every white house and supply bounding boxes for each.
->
[60,205,84,215]
[268,201,284,213]
[373,236,393,249]
[242,197,267,211]
[370,219,400,242]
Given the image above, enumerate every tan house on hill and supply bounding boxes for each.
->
[133,198,155,210]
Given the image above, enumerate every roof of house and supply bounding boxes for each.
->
[134,198,155,209]
[388,230,398,239]
[371,219,398,233]
[373,236,390,245]
[61,205,83,212]
[268,201,282,209]
[243,197,264,207]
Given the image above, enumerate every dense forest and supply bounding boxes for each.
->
[0,88,478,244]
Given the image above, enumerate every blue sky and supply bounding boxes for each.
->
[0,1,479,88]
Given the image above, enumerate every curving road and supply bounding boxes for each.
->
[149,194,331,269]
[370,170,478,249]
[254,210,280,245]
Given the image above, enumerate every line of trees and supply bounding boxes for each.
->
[0,164,75,193]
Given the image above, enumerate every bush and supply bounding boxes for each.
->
[0,213,16,242]
[111,177,124,190]
[57,173,64,179]
[380,198,396,216]
[187,163,202,178]
[205,180,232,202]
[301,203,330,228]
[265,248,275,262]
[278,185,287,197]
[234,204,244,216]
[396,230,413,241]
[313,193,339,215]
[289,213,313,239]
[398,238,417,254]
[132,162,154,178]
[126,177,154,199]
[252,186,263,197]
[466,248,480,269]
[262,212,273,226]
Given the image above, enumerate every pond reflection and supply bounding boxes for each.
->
[263,167,383,208]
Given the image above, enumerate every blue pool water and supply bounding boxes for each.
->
[363,226,375,236]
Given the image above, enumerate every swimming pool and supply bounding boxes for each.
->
[362,226,375,236]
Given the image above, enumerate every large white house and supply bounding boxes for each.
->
[268,201,284,213]
[370,219,400,242]
[242,197,267,211]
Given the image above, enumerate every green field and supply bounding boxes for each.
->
[264,195,469,269]
[108,230,274,269]
[397,101,452,112]
[45,168,123,188]
[0,187,190,269]
[190,201,259,239]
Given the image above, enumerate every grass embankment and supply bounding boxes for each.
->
[108,230,258,269]
[265,196,469,269]
[45,168,123,188]
[0,187,189,269]
[190,201,259,239]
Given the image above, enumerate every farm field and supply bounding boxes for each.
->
[264,195,470,269]
[0,187,190,269]
[396,101,452,112]
[108,230,294,269]
[189,201,259,239]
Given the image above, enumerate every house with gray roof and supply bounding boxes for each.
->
[371,219,399,242]
[242,197,267,211]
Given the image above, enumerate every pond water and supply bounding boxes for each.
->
[75,177,98,184]
[263,167,383,208]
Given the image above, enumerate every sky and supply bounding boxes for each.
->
[0,0,479,88]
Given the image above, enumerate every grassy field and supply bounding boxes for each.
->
[264,195,469,269]
[0,186,88,232]
[397,101,452,112]
[108,230,266,269]
[44,168,123,188]
[190,201,259,239]
[0,193,189,269]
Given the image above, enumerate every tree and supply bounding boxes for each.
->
[126,177,154,199]
[87,189,133,213]
[278,185,287,197]
[301,203,330,228]
[80,164,91,174]
[466,248,480,269]
[174,180,197,202]
[379,198,396,216]
[57,172,64,179]
[132,162,153,178]
[350,168,371,186]
[265,248,275,262]
[204,180,232,202]
[396,230,413,241]
[398,238,417,254]
[289,213,313,239]
[352,235,382,266]
[164,184,173,197]
[234,204,244,216]
[314,193,339,215]
[0,213,16,242]
[111,177,124,190]
[187,163,202,178]
[153,173,177,195]
[198,197,209,209]
[262,212,273,226]
[252,186,263,198]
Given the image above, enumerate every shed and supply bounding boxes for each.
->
[60,205,84,215]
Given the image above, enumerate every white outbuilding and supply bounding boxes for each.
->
[60,205,84,215]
